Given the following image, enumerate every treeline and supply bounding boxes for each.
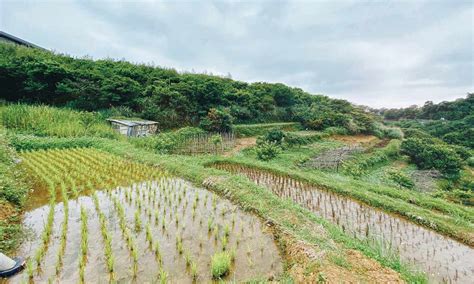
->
[0,42,377,133]
[376,95,474,149]
[377,94,473,121]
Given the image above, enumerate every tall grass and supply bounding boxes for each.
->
[0,104,119,138]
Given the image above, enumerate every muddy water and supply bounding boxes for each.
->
[6,178,282,283]
[212,163,474,284]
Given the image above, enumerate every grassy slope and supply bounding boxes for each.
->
[0,128,28,253]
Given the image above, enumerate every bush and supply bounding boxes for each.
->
[233,122,300,137]
[285,132,323,147]
[323,127,348,136]
[403,128,432,139]
[255,141,281,161]
[386,169,415,189]
[401,138,463,178]
[467,157,474,167]
[372,122,403,139]
[211,252,231,279]
[130,127,205,154]
[199,108,233,132]
[8,135,99,151]
[263,129,285,145]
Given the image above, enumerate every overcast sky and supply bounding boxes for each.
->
[1,0,473,108]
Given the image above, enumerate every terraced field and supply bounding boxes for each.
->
[7,148,282,283]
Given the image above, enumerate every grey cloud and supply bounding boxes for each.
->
[1,0,472,107]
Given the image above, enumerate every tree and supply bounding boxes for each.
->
[199,108,233,132]
[401,138,463,178]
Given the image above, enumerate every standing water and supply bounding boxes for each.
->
[212,163,474,283]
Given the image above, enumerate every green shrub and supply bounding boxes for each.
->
[130,127,205,154]
[401,138,463,178]
[263,129,285,145]
[284,132,323,147]
[211,252,231,279]
[386,169,415,189]
[8,135,99,151]
[467,157,474,167]
[323,127,348,136]
[403,128,432,139]
[199,108,233,132]
[233,122,300,137]
[255,141,281,161]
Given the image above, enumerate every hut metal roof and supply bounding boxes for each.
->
[107,119,158,126]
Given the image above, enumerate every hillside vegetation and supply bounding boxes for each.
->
[0,42,378,134]
[377,94,473,149]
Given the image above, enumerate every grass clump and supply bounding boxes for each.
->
[211,252,231,279]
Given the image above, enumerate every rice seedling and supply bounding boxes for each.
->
[55,196,68,275]
[176,236,184,255]
[135,209,142,231]
[93,193,115,275]
[153,241,162,263]
[208,218,213,232]
[229,248,236,262]
[184,250,192,267]
[26,260,34,279]
[79,206,88,283]
[146,223,153,247]
[131,244,139,277]
[213,225,219,241]
[159,268,168,284]
[190,261,198,281]
[224,224,230,237]
[221,235,228,251]
[211,252,231,279]
[32,182,56,268]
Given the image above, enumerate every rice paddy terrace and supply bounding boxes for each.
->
[212,163,474,283]
[6,148,282,283]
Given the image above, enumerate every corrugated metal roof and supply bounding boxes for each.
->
[107,119,158,126]
[0,31,45,49]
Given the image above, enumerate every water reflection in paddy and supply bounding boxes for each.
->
[212,163,474,283]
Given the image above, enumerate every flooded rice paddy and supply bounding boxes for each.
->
[6,149,282,283]
[212,163,474,283]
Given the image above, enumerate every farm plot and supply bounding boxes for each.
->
[212,162,474,283]
[7,148,282,283]
[173,132,236,155]
[302,145,363,171]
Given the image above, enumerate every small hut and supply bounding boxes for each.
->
[107,119,158,137]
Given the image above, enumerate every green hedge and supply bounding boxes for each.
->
[233,122,300,137]
[8,134,100,151]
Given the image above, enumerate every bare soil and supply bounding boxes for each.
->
[331,135,379,145]
[223,137,257,157]
[0,200,16,221]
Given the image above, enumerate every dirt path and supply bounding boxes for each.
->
[331,134,378,145]
[223,137,256,157]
